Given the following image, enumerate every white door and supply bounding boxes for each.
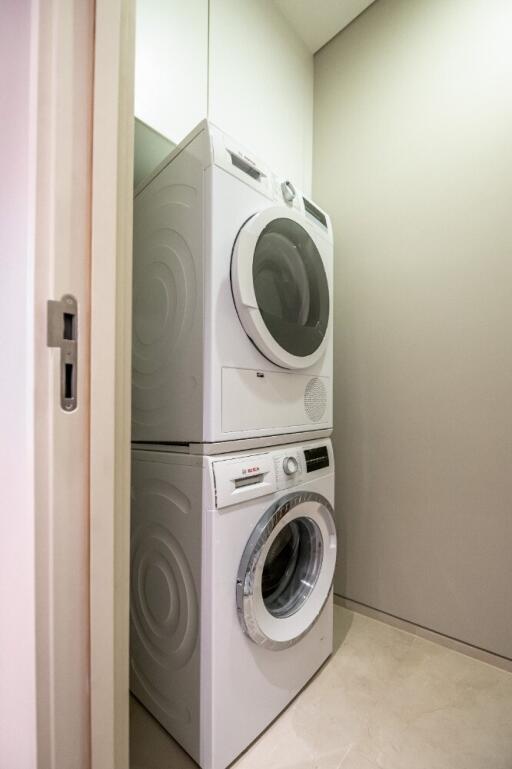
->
[0,0,94,767]
[0,1,134,768]
[36,0,94,761]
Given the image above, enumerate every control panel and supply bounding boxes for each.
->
[273,443,330,490]
[209,123,331,235]
[212,442,331,508]
[211,124,275,200]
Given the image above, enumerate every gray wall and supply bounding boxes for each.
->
[314,0,512,659]
[134,118,175,189]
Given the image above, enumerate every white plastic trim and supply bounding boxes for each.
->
[231,207,330,370]
[236,493,337,649]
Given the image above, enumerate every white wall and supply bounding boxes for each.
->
[314,0,512,659]
[134,0,208,142]
[134,0,314,192]
[0,2,37,767]
[209,0,313,191]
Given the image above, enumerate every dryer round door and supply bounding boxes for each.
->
[231,207,331,369]
[236,491,337,650]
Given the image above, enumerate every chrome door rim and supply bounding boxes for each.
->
[236,492,336,650]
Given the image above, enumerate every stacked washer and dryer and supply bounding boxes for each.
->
[130,121,337,769]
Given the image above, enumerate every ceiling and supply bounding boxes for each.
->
[275,0,377,53]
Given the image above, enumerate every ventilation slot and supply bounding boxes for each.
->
[229,151,262,181]
[304,377,327,423]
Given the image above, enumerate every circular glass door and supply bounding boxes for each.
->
[231,208,331,370]
[236,492,337,650]
[262,517,322,618]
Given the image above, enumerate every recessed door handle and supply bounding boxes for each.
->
[47,294,78,411]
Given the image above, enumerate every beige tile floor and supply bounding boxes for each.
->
[131,606,512,769]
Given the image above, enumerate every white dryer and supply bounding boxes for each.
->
[130,438,337,769]
[132,120,333,448]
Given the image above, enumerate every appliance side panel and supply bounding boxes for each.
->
[130,451,204,762]
[201,165,215,442]
[131,130,208,442]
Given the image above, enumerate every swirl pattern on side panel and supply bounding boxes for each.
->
[131,658,192,727]
[132,184,197,411]
[130,478,198,678]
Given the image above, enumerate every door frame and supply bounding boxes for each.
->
[32,0,95,766]
[89,1,135,768]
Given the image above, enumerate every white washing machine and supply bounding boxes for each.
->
[130,438,337,769]
[132,120,333,448]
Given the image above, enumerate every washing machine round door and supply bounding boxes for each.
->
[236,492,337,650]
[231,207,330,369]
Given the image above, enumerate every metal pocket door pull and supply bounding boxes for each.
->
[47,294,78,411]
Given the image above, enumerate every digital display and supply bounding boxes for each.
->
[304,446,329,473]
[303,197,327,228]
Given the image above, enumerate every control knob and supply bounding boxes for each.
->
[282,456,299,476]
[281,180,296,204]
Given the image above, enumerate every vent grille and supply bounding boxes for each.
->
[304,377,327,423]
